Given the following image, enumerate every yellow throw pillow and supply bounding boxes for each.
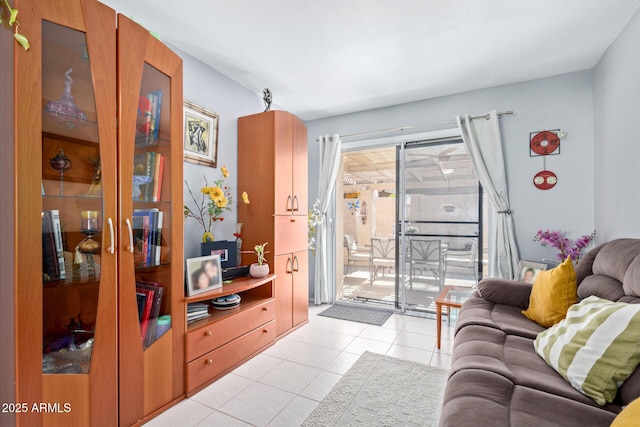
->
[611,397,640,427]
[522,256,577,327]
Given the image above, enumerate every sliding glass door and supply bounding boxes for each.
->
[337,137,484,313]
[398,139,484,312]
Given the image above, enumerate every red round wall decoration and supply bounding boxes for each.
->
[533,170,557,190]
[530,131,560,155]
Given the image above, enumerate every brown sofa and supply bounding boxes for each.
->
[440,238,640,426]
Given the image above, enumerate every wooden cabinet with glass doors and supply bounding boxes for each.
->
[1,1,184,426]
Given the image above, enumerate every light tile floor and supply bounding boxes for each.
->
[144,304,456,427]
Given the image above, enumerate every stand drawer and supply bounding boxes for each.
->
[186,320,275,391]
[186,299,275,361]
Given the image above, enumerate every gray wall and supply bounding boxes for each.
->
[175,46,267,259]
[593,8,640,242]
[307,71,596,273]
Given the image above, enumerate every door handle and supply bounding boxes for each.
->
[125,218,134,253]
[107,217,115,254]
[286,195,293,212]
[293,195,299,212]
[286,257,293,274]
[292,255,299,272]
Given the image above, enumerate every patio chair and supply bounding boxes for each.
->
[370,237,395,285]
[343,234,371,274]
[408,238,443,290]
[444,239,479,283]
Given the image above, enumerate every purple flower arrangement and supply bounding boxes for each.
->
[533,229,596,264]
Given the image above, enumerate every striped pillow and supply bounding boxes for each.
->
[534,296,640,405]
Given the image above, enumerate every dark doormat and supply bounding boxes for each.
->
[318,304,393,326]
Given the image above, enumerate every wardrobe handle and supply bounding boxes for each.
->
[204,330,212,336]
[293,195,299,212]
[286,257,293,274]
[292,255,299,272]
[286,195,293,211]
[107,218,115,254]
[125,218,134,253]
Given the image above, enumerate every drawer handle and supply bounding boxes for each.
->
[204,331,212,336]
[263,329,269,333]
[290,218,295,222]
[205,359,213,365]
[262,307,268,311]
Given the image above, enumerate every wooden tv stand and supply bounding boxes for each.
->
[184,274,276,396]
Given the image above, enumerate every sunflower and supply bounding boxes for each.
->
[215,196,228,208]
[208,186,224,202]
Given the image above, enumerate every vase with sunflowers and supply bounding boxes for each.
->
[184,165,250,243]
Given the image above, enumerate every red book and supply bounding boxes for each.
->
[136,287,155,341]
[152,153,164,202]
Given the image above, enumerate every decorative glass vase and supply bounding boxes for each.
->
[234,223,243,266]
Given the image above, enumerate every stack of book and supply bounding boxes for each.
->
[132,208,163,267]
[135,89,163,146]
[133,150,165,201]
[136,281,164,348]
[187,302,210,324]
[42,210,65,282]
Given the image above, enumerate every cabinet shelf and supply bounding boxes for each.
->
[184,274,276,304]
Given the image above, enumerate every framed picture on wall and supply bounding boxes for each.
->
[183,100,218,168]
[515,260,548,284]
[185,254,223,296]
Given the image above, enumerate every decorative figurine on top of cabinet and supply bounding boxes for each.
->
[263,88,272,112]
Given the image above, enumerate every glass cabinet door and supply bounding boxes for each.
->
[117,14,184,425]
[41,20,104,375]
[29,1,119,425]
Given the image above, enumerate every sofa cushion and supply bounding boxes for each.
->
[611,397,640,427]
[441,368,618,427]
[456,297,545,340]
[535,296,640,405]
[522,257,577,328]
[475,278,532,308]
[452,324,615,408]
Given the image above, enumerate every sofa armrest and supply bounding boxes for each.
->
[475,278,532,309]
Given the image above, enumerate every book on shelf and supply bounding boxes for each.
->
[41,211,60,281]
[136,286,155,341]
[132,214,150,266]
[133,151,164,201]
[132,208,162,267]
[154,210,164,265]
[152,153,165,202]
[187,315,211,324]
[143,151,156,201]
[49,210,66,279]
[137,281,164,347]
[187,302,209,311]
[135,90,163,146]
[187,302,211,323]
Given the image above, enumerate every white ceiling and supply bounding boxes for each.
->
[100,0,640,121]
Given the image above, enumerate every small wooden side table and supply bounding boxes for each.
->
[435,285,474,349]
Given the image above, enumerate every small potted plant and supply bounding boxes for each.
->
[249,242,269,278]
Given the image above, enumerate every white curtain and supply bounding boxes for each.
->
[314,134,342,304]
[457,110,519,279]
